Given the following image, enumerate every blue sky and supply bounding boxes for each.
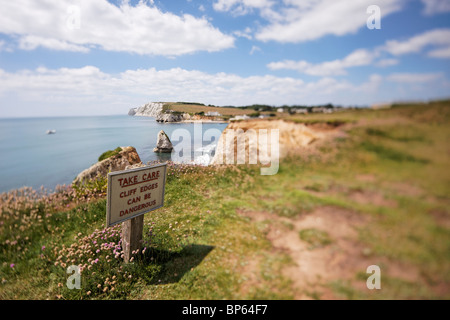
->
[0,0,449,117]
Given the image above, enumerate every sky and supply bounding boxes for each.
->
[0,0,449,117]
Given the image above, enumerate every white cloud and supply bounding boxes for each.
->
[375,58,399,67]
[421,0,450,15]
[249,45,261,54]
[0,65,396,117]
[359,74,383,92]
[0,0,234,55]
[387,72,444,83]
[428,46,450,58]
[267,27,450,76]
[0,40,13,52]
[267,49,375,76]
[233,27,253,39]
[213,0,273,16]
[254,0,403,43]
[18,35,89,53]
[382,28,450,58]
[343,49,375,67]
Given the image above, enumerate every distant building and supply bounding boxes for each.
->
[277,108,284,113]
[205,111,221,116]
[293,108,308,114]
[230,114,250,121]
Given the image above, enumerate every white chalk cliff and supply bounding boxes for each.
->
[211,120,324,165]
[129,102,164,117]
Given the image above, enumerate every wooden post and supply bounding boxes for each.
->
[106,164,167,262]
[122,214,144,263]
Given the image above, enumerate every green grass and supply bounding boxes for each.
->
[299,228,333,249]
[1,100,449,299]
[359,141,429,164]
[98,147,122,162]
[365,127,427,143]
[162,102,253,116]
[289,118,353,126]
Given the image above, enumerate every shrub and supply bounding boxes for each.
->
[72,175,108,201]
[98,147,122,162]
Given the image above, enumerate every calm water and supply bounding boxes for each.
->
[0,115,228,193]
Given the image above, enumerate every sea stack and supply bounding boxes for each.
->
[153,130,173,153]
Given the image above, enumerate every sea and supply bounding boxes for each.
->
[0,115,228,193]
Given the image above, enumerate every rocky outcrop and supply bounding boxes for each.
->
[156,113,191,123]
[129,102,193,123]
[129,102,164,117]
[73,146,142,184]
[129,102,229,123]
[153,130,173,153]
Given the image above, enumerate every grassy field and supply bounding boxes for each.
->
[163,102,254,116]
[0,101,449,299]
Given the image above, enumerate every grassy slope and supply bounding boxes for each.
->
[0,101,449,299]
[163,102,254,116]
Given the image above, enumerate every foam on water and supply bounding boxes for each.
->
[192,141,217,166]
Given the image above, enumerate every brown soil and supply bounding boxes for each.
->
[309,182,398,209]
[428,207,450,229]
[347,189,397,208]
[229,116,444,299]
[238,206,422,299]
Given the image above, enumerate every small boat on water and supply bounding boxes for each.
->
[46,130,56,134]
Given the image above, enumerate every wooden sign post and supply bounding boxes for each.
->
[106,163,167,262]
[121,215,144,263]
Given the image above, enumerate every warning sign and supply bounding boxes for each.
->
[106,163,167,227]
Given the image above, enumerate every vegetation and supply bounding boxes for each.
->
[159,101,352,121]
[162,102,252,116]
[176,102,205,106]
[0,100,449,299]
[98,147,122,162]
[299,228,333,249]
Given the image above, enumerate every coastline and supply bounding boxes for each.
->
[132,115,229,124]
[0,115,228,193]
[176,119,229,124]
[2,101,449,300]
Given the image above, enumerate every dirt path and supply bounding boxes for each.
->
[239,205,421,299]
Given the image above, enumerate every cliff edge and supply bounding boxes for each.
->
[73,146,142,184]
[211,119,332,165]
[128,102,164,118]
[128,102,228,123]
